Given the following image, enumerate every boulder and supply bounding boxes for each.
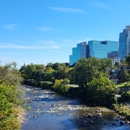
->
[87,113,92,118]
[120,121,125,125]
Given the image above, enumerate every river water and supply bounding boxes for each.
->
[21,85,130,130]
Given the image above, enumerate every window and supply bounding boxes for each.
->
[101,41,107,44]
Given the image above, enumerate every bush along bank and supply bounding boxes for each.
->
[0,85,25,130]
[23,78,130,121]
[19,57,130,121]
[0,62,24,130]
[112,90,130,121]
[23,79,53,89]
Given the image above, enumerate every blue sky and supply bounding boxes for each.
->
[0,0,130,68]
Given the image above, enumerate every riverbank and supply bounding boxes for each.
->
[0,85,24,130]
[14,106,25,124]
[21,85,130,130]
[23,82,130,122]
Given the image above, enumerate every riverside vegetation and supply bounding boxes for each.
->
[2,56,130,129]
[20,55,130,121]
[0,62,23,130]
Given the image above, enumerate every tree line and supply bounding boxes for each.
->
[20,57,120,105]
[1,55,130,129]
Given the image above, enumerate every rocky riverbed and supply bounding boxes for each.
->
[21,85,130,130]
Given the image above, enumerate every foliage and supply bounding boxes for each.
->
[117,65,130,83]
[73,57,111,87]
[52,63,69,80]
[20,62,69,85]
[115,62,121,67]
[46,62,53,68]
[32,70,53,82]
[20,63,46,79]
[113,103,130,118]
[118,91,130,102]
[0,85,20,130]
[87,73,119,104]
[115,82,127,88]
[66,67,75,83]
[52,79,70,94]
[0,62,23,130]
[0,62,22,87]
[125,54,130,66]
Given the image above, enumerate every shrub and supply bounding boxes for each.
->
[52,79,70,94]
[0,85,20,130]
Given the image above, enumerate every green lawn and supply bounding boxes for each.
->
[115,82,127,88]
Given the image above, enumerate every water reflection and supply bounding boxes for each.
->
[21,85,130,130]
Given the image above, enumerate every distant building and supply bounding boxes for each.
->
[107,51,120,65]
[112,57,120,65]
[69,40,119,65]
[88,40,119,58]
[69,42,87,66]
[88,40,119,64]
[119,25,130,61]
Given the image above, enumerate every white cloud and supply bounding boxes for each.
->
[0,43,60,50]
[37,27,54,32]
[92,2,112,10]
[48,6,85,13]
[0,52,22,56]
[2,24,19,30]
[41,40,56,45]
[59,38,72,43]
[50,45,60,49]
[40,40,60,49]
[0,44,45,49]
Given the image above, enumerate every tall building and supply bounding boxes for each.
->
[88,40,119,64]
[69,40,119,65]
[119,25,130,61]
[69,42,87,66]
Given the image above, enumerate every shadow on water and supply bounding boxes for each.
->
[67,100,84,105]
[61,116,130,130]
[32,97,65,102]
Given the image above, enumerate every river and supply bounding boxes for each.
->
[21,85,130,130]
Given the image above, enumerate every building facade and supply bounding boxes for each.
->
[88,40,119,58]
[119,25,130,61]
[69,42,87,66]
[88,40,119,64]
[69,40,119,66]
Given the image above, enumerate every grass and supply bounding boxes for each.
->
[115,82,127,88]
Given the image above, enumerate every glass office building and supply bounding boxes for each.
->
[69,40,119,66]
[119,26,130,61]
[69,42,87,66]
[88,40,119,64]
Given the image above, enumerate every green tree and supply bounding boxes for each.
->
[67,67,75,84]
[46,62,53,68]
[0,62,22,86]
[73,57,110,87]
[0,62,22,130]
[52,63,69,79]
[115,62,121,67]
[20,63,46,80]
[52,79,70,93]
[117,65,130,83]
[125,54,130,66]
[87,73,119,104]
[100,58,112,73]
